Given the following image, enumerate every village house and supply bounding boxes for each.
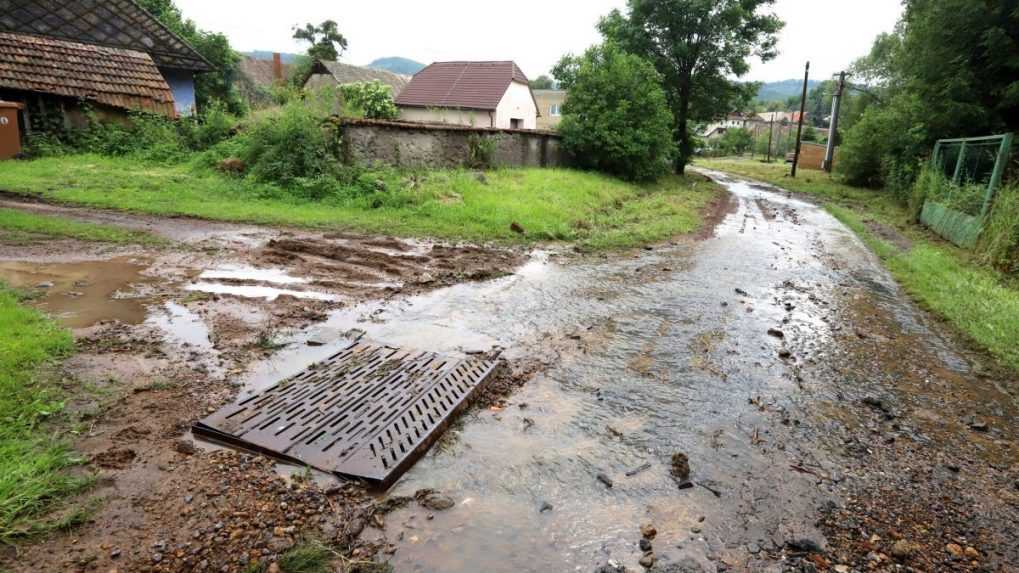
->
[700,112,753,139]
[0,0,211,130]
[303,59,408,97]
[236,53,293,105]
[394,61,539,130]
[534,89,565,130]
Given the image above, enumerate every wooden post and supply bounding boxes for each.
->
[766,115,775,162]
[791,62,810,177]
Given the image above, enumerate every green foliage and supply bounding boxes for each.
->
[530,75,556,90]
[179,101,240,151]
[466,135,496,169]
[0,285,93,542]
[0,208,157,244]
[339,81,399,120]
[133,0,245,115]
[25,105,240,160]
[276,541,335,573]
[240,102,340,191]
[978,183,1019,274]
[801,126,818,142]
[717,128,753,155]
[595,0,783,173]
[839,0,1019,191]
[556,44,676,181]
[294,20,348,62]
[0,158,721,250]
[837,92,926,197]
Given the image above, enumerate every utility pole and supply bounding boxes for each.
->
[823,71,846,172]
[791,61,810,177]
[766,115,775,163]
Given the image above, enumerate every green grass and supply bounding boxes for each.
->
[0,207,156,244]
[0,155,720,249]
[698,157,1019,371]
[0,285,91,542]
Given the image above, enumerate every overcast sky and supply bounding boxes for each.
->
[173,0,903,82]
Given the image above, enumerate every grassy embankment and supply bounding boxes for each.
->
[0,285,91,542]
[0,156,720,251]
[0,207,156,244]
[698,158,1019,371]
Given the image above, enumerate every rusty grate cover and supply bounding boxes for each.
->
[193,340,498,487]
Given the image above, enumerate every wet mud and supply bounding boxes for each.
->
[2,174,1017,573]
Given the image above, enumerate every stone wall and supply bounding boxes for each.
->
[337,118,564,169]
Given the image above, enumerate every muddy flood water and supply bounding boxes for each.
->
[341,172,867,571]
[202,170,936,571]
[3,170,1016,573]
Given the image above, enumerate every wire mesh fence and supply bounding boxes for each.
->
[923,134,1013,247]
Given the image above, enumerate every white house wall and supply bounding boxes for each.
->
[494,81,537,129]
[398,107,494,127]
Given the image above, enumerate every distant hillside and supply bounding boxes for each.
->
[754,79,820,102]
[242,51,303,64]
[368,57,424,75]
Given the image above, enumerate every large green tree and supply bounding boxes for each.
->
[554,44,676,181]
[294,20,348,62]
[597,0,783,173]
[135,0,244,115]
[839,0,1019,192]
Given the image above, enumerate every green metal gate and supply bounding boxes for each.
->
[921,133,1013,247]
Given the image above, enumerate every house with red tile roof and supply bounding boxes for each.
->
[0,0,212,128]
[394,61,539,130]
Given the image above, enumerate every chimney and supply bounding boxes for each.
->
[272,52,283,84]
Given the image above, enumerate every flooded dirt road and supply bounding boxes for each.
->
[310,170,1014,572]
[2,171,1016,573]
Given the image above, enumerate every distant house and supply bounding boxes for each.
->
[701,112,752,139]
[304,60,408,97]
[394,61,539,130]
[0,0,213,126]
[534,89,565,130]
[756,111,807,124]
[237,54,293,105]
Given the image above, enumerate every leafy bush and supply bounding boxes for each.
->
[466,135,496,169]
[339,81,399,120]
[178,101,238,151]
[977,183,1019,274]
[717,128,753,156]
[837,93,927,198]
[240,102,340,187]
[556,44,675,181]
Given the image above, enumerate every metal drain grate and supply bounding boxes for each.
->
[193,340,498,487]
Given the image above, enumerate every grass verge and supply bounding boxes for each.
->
[0,207,157,244]
[698,157,1019,371]
[0,285,92,542]
[0,156,720,250]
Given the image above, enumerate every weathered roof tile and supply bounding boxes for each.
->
[0,31,175,115]
[395,61,530,111]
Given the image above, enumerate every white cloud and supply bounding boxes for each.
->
[173,0,902,82]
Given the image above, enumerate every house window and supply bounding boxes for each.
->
[511,118,523,129]
[549,104,561,117]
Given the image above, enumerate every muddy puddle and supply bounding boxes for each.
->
[0,257,154,328]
